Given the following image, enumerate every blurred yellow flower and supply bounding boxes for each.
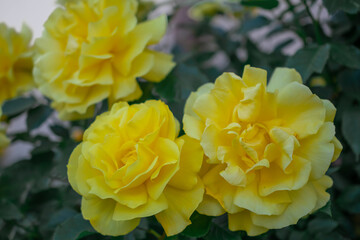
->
[34,0,175,120]
[188,1,229,21]
[0,23,34,105]
[67,100,203,236]
[184,66,342,236]
[310,76,327,87]
[188,0,254,21]
[0,109,10,152]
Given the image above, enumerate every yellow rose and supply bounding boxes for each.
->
[0,109,10,152]
[34,0,175,120]
[184,66,342,236]
[0,23,34,105]
[67,100,204,236]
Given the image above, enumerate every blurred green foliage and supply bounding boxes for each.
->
[1,0,360,239]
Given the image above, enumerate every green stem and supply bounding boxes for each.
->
[148,229,162,239]
[303,0,323,44]
[284,0,308,44]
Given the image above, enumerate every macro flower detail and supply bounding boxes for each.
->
[67,100,204,236]
[184,66,342,236]
[34,0,175,120]
[0,23,34,105]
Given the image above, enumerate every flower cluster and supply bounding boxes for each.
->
[68,65,341,237]
[184,66,342,235]
[34,0,175,120]
[68,100,204,236]
[0,23,34,105]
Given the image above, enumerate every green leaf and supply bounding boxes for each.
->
[308,218,338,235]
[342,109,360,160]
[182,212,212,237]
[318,201,332,216]
[53,214,95,240]
[241,0,279,9]
[330,44,360,69]
[47,208,78,229]
[27,105,54,131]
[0,199,23,220]
[337,185,360,213]
[50,125,70,138]
[2,96,36,116]
[323,0,360,14]
[286,45,330,82]
[338,70,360,101]
[239,16,271,34]
[155,64,208,121]
[204,216,242,240]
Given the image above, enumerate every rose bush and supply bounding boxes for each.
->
[67,100,204,236]
[34,0,175,120]
[0,23,34,105]
[184,66,342,236]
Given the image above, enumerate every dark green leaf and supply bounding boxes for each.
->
[50,125,70,138]
[318,201,332,216]
[53,214,95,240]
[204,216,241,240]
[0,199,23,220]
[241,0,279,9]
[308,218,338,235]
[27,105,54,131]
[338,70,360,101]
[239,16,271,34]
[182,212,212,237]
[2,96,36,116]
[337,185,360,213]
[47,208,78,229]
[330,44,360,69]
[286,45,330,82]
[323,0,360,14]
[342,109,360,160]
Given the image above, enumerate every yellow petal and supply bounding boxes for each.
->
[142,50,175,82]
[169,136,203,190]
[276,82,325,139]
[129,51,155,77]
[183,115,205,140]
[228,211,268,236]
[87,176,148,208]
[259,156,311,196]
[268,68,302,92]
[234,181,290,215]
[242,65,267,87]
[311,175,332,212]
[197,194,225,216]
[252,183,317,229]
[236,83,264,122]
[322,99,336,122]
[296,122,335,179]
[155,180,204,236]
[202,164,241,213]
[184,83,214,117]
[82,197,140,236]
[113,195,168,221]
[331,137,343,162]
[214,72,245,101]
[200,123,222,162]
[131,15,167,45]
[147,138,180,200]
